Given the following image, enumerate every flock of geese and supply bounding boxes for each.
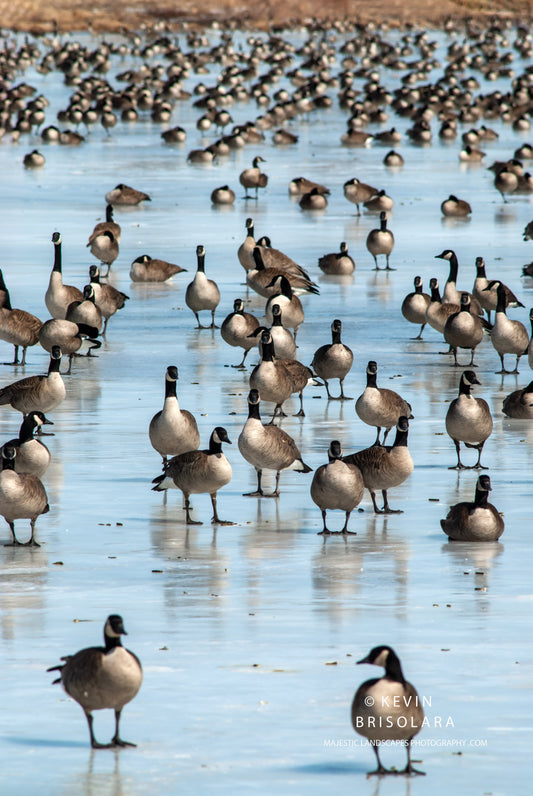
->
[1,12,533,772]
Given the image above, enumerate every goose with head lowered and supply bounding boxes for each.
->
[445,370,492,470]
[355,361,413,445]
[247,304,297,361]
[401,276,430,339]
[310,440,363,534]
[311,319,353,400]
[0,269,42,365]
[0,444,49,546]
[151,427,233,526]
[238,389,312,498]
[441,475,504,542]
[1,411,52,477]
[45,232,83,320]
[149,365,200,464]
[185,245,221,329]
[343,416,414,514]
[352,645,425,776]
[47,614,142,749]
[105,183,150,206]
[484,280,529,373]
[264,275,305,339]
[0,345,66,415]
[38,317,100,375]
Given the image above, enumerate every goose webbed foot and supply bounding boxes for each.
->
[212,518,235,526]
[448,463,466,470]
[366,764,392,777]
[243,490,264,497]
[472,463,489,470]
[401,764,425,776]
[382,507,403,514]
[22,539,41,547]
[293,409,305,417]
[263,491,280,499]
[111,738,136,748]
[91,739,113,749]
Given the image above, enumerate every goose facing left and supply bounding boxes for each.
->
[0,444,49,546]
[0,345,66,415]
[45,232,83,320]
[0,269,43,365]
[47,614,143,749]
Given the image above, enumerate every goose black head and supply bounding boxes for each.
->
[328,440,343,460]
[248,389,260,406]
[477,474,492,493]
[104,614,127,637]
[52,231,61,244]
[166,365,178,381]
[51,345,62,360]
[366,360,378,375]
[435,249,453,260]
[212,426,231,445]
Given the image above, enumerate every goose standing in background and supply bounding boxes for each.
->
[105,183,150,205]
[352,645,425,776]
[239,155,268,198]
[129,254,186,283]
[185,245,220,329]
[502,380,533,418]
[238,389,312,497]
[89,265,129,334]
[264,275,305,339]
[45,232,83,320]
[151,427,233,525]
[355,361,413,445]
[47,614,142,749]
[87,229,119,277]
[310,440,363,534]
[401,276,430,339]
[343,177,378,215]
[318,242,355,275]
[0,345,65,415]
[472,256,524,324]
[39,318,100,374]
[441,475,504,541]
[0,269,42,365]
[149,365,200,464]
[220,299,260,368]
[343,416,414,514]
[237,217,256,271]
[445,370,492,469]
[443,293,485,367]
[0,444,49,546]
[1,411,52,478]
[366,212,395,270]
[311,319,353,400]
[87,204,121,246]
[485,281,529,373]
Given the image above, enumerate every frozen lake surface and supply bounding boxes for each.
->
[1,20,532,795]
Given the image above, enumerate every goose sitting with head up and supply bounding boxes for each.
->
[441,475,504,541]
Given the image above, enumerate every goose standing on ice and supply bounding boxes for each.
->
[0,345,66,415]
[185,245,220,329]
[485,281,529,373]
[355,361,413,445]
[0,269,42,365]
[310,440,363,534]
[311,319,353,400]
[401,276,430,339]
[220,299,260,368]
[239,155,268,198]
[366,212,395,270]
[45,233,83,320]
[445,371,492,469]
[149,365,200,464]
[0,444,49,546]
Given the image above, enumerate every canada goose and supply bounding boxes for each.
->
[149,365,200,464]
[352,645,425,776]
[401,276,430,339]
[318,242,355,275]
[187,147,215,164]
[459,145,485,163]
[47,614,142,748]
[237,217,256,271]
[299,188,328,210]
[89,265,129,334]
[383,150,404,167]
[264,276,305,339]
[238,389,312,497]
[443,293,485,366]
[472,257,523,324]
[151,427,233,525]
[273,128,298,145]
[23,149,45,168]
[425,278,461,337]
[289,177,329,196]
[434,249,482,314]
[363,189,394,214]
[87,204,121,245]
[441,475,504,541]
[374,127,402,145]
[522,220,533,241]
[249,330,295,421]
[105,183,150,206]
[161,126,187,143]
[66,285,103,335]
[211,185,235,205]
[0,345,66,415]
[441,195,472,217]
[356,361,413,445]
[1,411,52,477]
[247,304,297,360]
[366,212,395,270]
[239,155,268,198]
[445,371,493,469]
[343,177,379,215]
[38,319,100,374]
[87,229,119,277]
[247,248,318,297]
[0,270,42,365]
[311,319,353,400]
[220,299,260,368]
[185,245,220,328]
[494,167,518,201]
[310,440,363,534]
[45,232,83,320]
[129,254,186,283]
[484,281,529,373]
[253,238,314,283]
[502,379,533,418]
[341,129,373,147]
[0,445,49,545]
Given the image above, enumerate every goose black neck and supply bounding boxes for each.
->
[415,282,423,294]
[252,247,264,271]
[474,487,489,507]
[48,356,61,375]
[91,271,101,285]
[1,455,15,472]
[496,284,506,314]
[384,649,406,684]
[104,633,123,652]
[272,311,283,327]
[380,215,387,232]
[392,425,409,448]
[331,327,342,344]
[246,219,254,237]
[430,284,441,302]
[476,260,486,278]
[460,300,470,313]
[261,339,275,362]
[53,241,62,273]
[208,434,223,454]
[105,204,114,222]
[197,251,205,273]
[2,287,12,311]
[18,415,38,444]
[278,278,293,299]
[165,378,177,399]
[248,401,261,420]
[366,370,377,388]
[447,252,458,283]
[459,377,472,396]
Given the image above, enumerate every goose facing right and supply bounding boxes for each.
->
[445,370,493,469]
[0,444,49,546]
[318,242,355,275]
[220,298,260,368]
[0,345,66,415]
[238,389,312,497]
[89,265,129,334]
[239,155,268,198]
[441,475,504,541]
[502,380,533,418]
[310,440,363,534]
[443,293,485,367]
[47,614,142,749]
[149,366,200,464]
